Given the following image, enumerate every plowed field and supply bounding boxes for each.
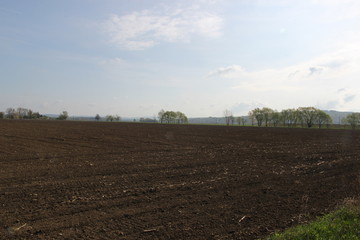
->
[1,120,359,239]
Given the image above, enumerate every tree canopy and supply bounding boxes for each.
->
[247,107,332,128]
[57,111,69,120]
[158,110,188,124]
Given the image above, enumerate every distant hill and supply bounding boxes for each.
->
[322,110,352,124]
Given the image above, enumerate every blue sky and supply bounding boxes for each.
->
[1,0,360,117]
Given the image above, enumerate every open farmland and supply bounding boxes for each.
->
[0,120,360,239]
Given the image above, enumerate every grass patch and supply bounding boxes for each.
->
[264,202,360,240]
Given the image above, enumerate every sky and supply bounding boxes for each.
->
[1,0,360,118]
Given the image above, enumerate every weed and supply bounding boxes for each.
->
[264,205,360,240]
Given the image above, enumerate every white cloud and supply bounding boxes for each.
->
[230,101,266,115]
[104,7,223,50]
[210,39,360,84]
[207,65,245,78]
[207,39,360,112]
[308,66,326,76]
[316,88,358,110]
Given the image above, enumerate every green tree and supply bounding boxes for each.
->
[316,110,332,128]
[280,109,290,126]
[280,108,300,127]
[343,113,360,129]
[271,111,281,127]
[248,110,256,126]
[298,107,318,128]
[287,108,302,127]
[159,110,188,124]
[31,112,42,119]
[167,111,177,123]
[95,114,101,121]
[158,109,165,123]
[175,111,188,124]
[161,111,171,123]
[248,108,264,127]
[262,107,274,127]
[57,111,69,120]
[106,115,114,122]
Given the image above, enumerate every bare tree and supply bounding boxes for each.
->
[224,109,233,126]
[5,108,16,119]
[248,110,255,126]
[114,115,121,121]
[236,116,246,126]
[280,109,290,126]
[16,107,29,119]
[27,109,33,119]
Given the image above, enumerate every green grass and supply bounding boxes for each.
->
[264,204,360,240]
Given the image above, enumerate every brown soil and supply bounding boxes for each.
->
[0,120,359,239]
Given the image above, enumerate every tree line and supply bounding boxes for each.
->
[224,107,333,128]
[342,113,360,129]
[0,107,48,120]
[0,107,70,120]
[2,106,358,129]
[249,107,333,128]
[0,108,123,122]
[224,106,360,129]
